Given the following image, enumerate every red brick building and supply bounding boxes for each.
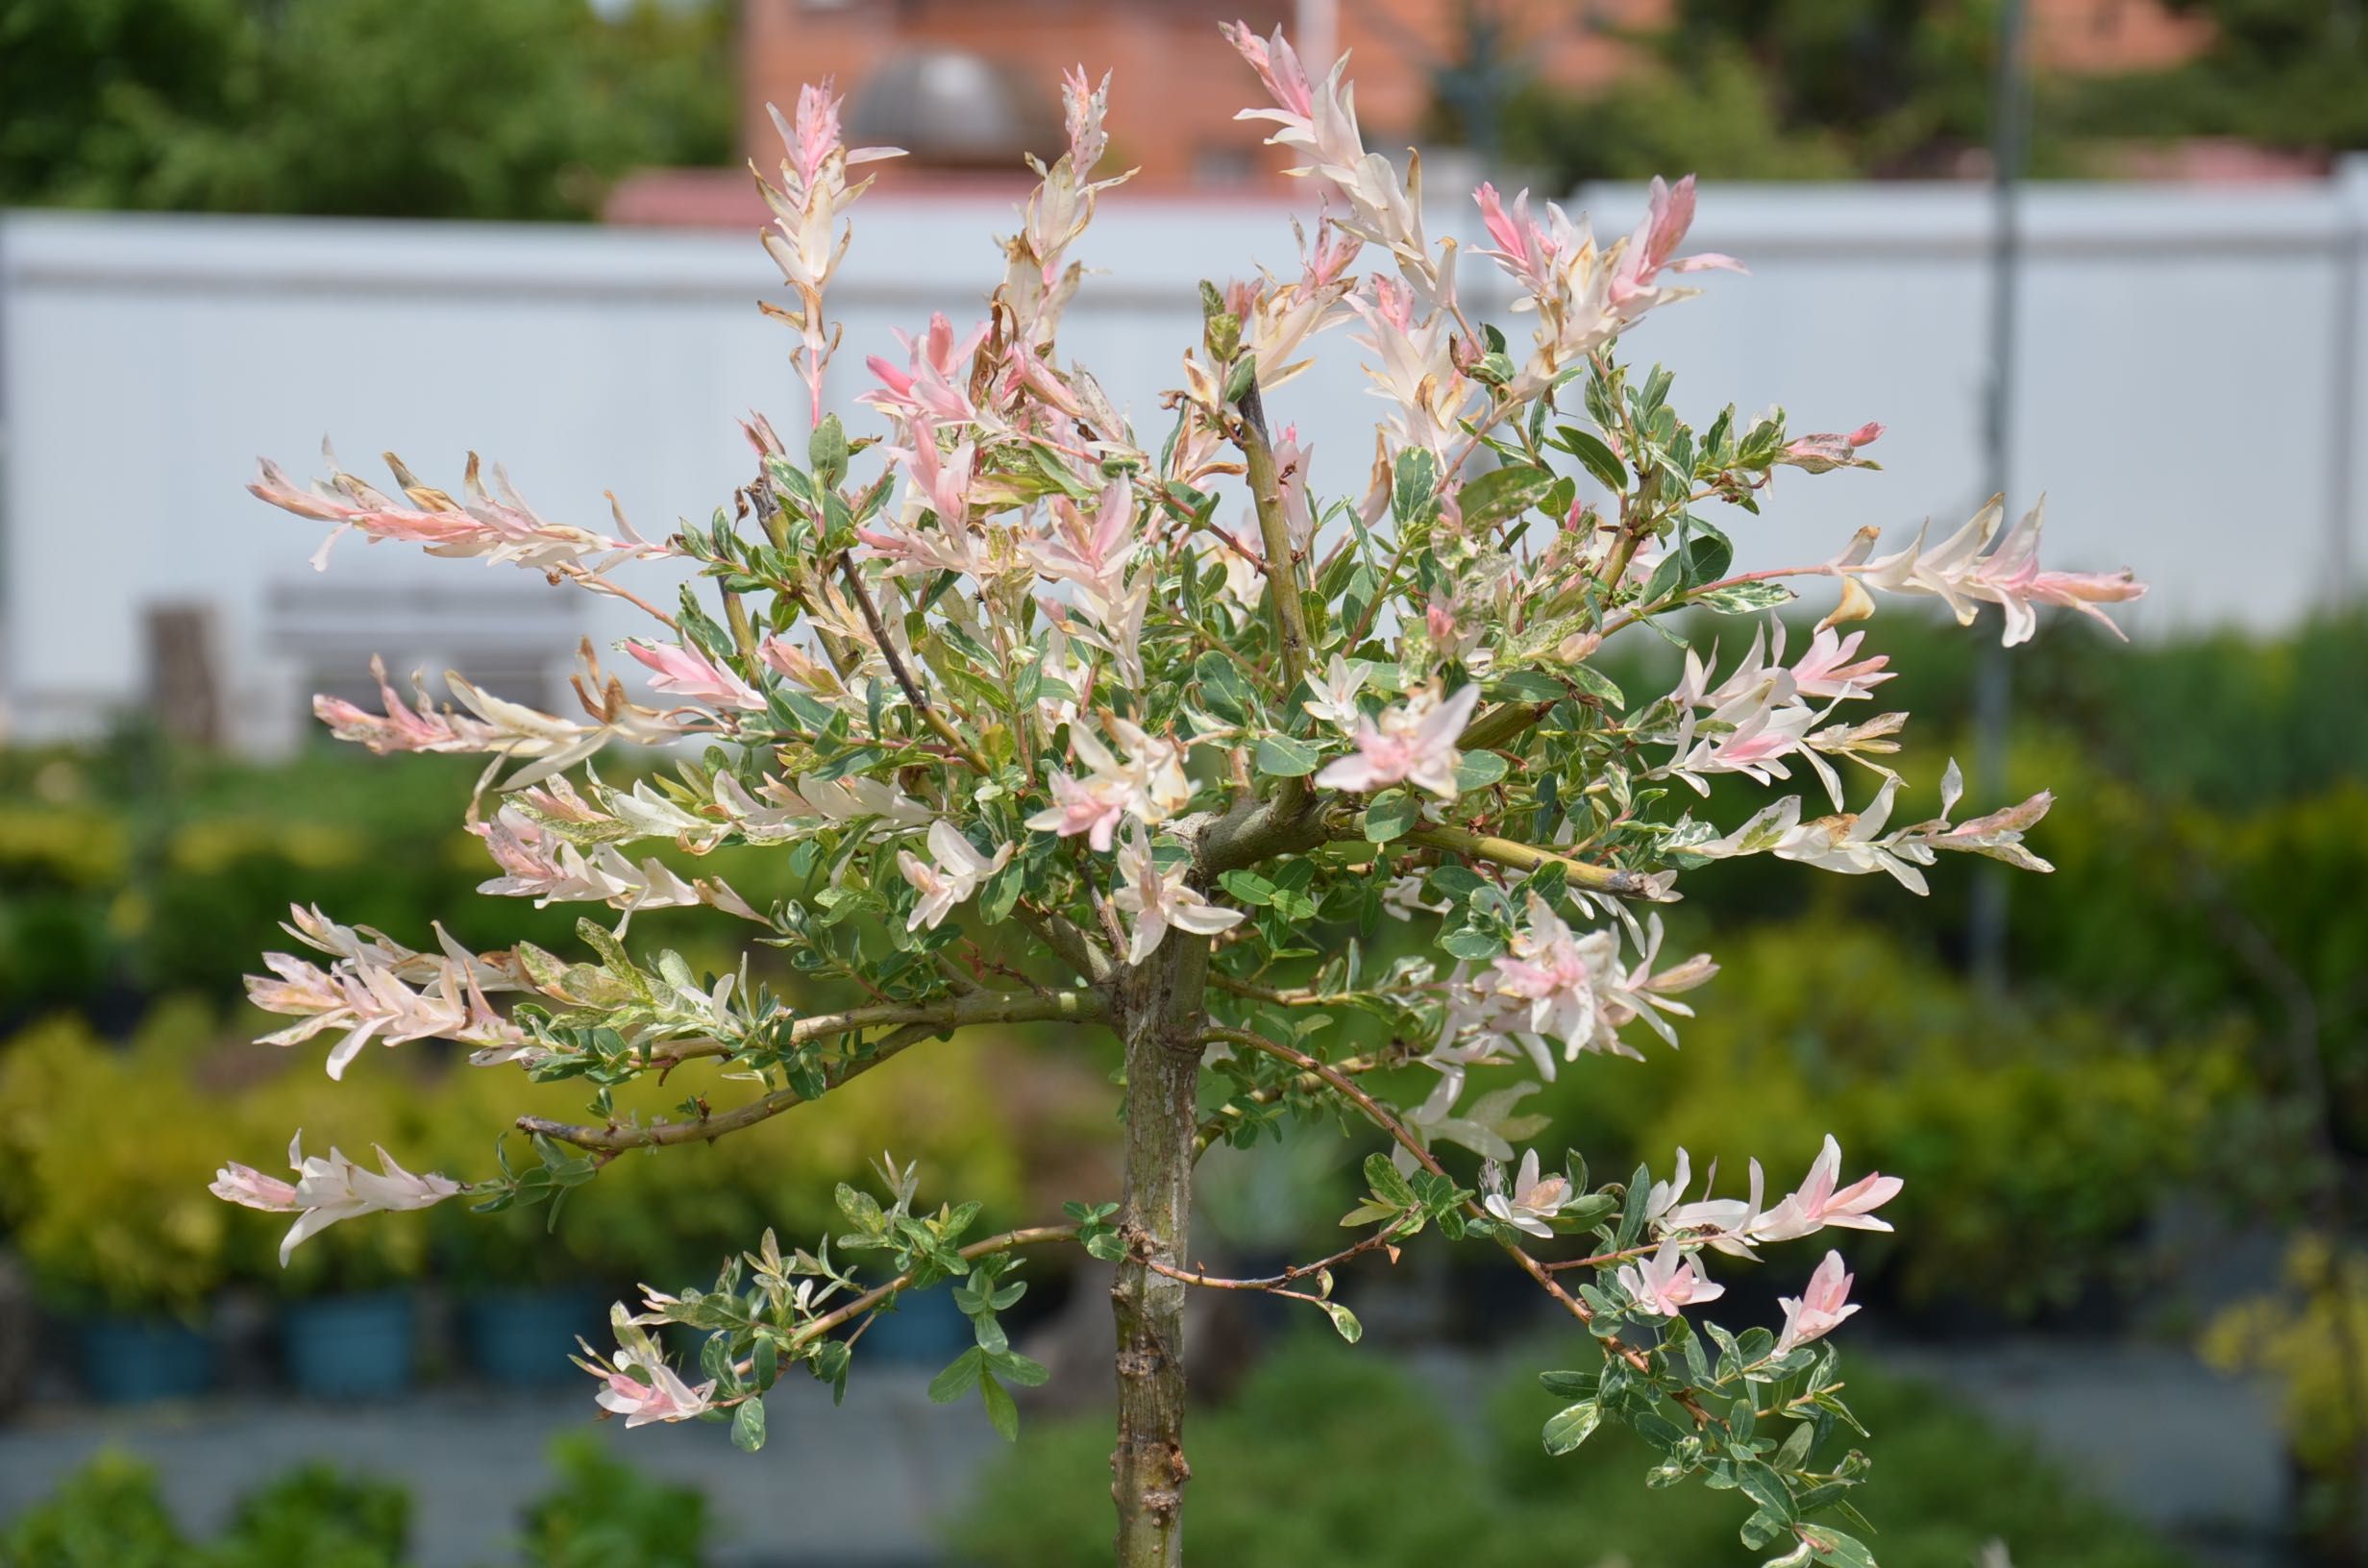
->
[730,0,1665,193]
[608,1,2223,223]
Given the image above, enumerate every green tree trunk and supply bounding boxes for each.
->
[1109,934,1210,1568]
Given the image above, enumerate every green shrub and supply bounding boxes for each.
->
[0,1011,238,1316]
[2,1439,700,1567]
[1506,919,2242,1314]
[0,1453,187,1568]
[208,1465,407,1568]
[957,1336,2193,1568]
[519,1433,706,1568]
[953,1338,1549,1568]
[1490,1351,2194,1568]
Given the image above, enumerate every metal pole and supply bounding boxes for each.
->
[2328,159,2362,607]
[1969,0,2029,992]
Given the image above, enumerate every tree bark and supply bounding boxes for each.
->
[1109,934,1210,1568]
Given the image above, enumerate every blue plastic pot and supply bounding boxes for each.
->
[79,1315,212,1403]
[461,1287,603,1386]
[856,1287,973,1364]
[282,1290,416,1398]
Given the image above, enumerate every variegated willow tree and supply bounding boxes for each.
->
[211,22,2141,1568]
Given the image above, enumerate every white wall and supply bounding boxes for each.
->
[4,162,2363,746]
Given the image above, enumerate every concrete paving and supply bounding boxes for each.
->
[0,1368,994,1567]
[1873,1337,2292,1568]
[0,1339,2300,1568]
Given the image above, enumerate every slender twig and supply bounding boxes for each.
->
[521,1021,935,1151]
[520,990,1109,1150]
[1147,1230,1400,1293]
[1208,973,1373,1007]
[563,567,678,630]
[1193,1052,1383,1157]
[1234,379,1317,821]
[1207,1024,1714,1429]
[721,588,764,675]
[1543,1240,1668,1274]
[786,1225,1081,1347]
[1015,901,1114,987]
[834,553,993,774]
[1398,824,1665,900]
[1598,565,1831,637]
[928,950,990,996]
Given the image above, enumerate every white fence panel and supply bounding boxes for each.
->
[4,162,2363,747]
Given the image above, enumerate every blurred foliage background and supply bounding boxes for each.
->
[5,1,2368,1559]
[9,613,2364,1311]
[1473,0,2368,186]
[6,613,2365,1509]
[0,0,731,219]
[9,1,2368,220]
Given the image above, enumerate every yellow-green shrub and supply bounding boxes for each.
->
[0,1007,237,1316]
[1525,919,2245,1313]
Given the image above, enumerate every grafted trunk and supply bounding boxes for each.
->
[1109,935,1210,1568]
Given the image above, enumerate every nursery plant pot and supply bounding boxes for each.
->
[283,1289,416,1398]
[856,1286,973,1364]
[79,1313,213,1403]
[461,1287,604,1386]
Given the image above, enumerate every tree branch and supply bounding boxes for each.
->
[1459,698,1560,755]
[834,553,995,774]
[1185,789,1336,878]
[788,1224,1080,1347]
[1207,1024,1714,1429]
[519,990,1109,1151]
[1400,824,1671,900]
[1016,901,1115,987]
[1235,379,1315,826]
[1145,1229,1399,1294]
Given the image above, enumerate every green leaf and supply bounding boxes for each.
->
[980,1373,1021,1440]
[1488,669,1566,702]
[1682,528,1735,587]
[731,1397,768,1453]
[1557,427,1628,491]
[1558,1192,1618,1229]
[1640,551,1687,609]
[1695,581,1797,613]
[1454,750,1511,792]
[1537,1369,1597,1399]
[1219,870,1279,907]
[1566,663,1624,705]
[1254,734,1322,778]
[1440,924,1505,962]
[1194,650,1256,726]
[927,1346,983,1404]
[1363,790,1421,843]
[1427,865,1489,901]
[989,1349,1050,1387]
[1458,463,1557,529]
[1542,1400,1602,1456]
[1804,1527,1880,1568]
[809,414,850,488]
[1394,449,1440,526]
[1222,354,1259,404]
[1319,1301,1363,1343]
[1736,1460,1794,1523]
[1364,1152,1419,1209]
[1614,1163,1652,1248]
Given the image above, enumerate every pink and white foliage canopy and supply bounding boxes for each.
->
[223,21,2144,1562]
